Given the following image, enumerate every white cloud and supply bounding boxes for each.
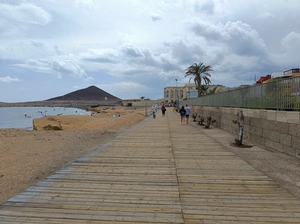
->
[74,0,99,10]
[276,31,300,67]
[14,55,87,79]
[98,82,153,99]
[52,60,86,78]
[259,12,275,19]
[0,2,52,25]
[281,31,300,52]
[0,76,21,82]
[188,19,268,56]
[1,0,300,102]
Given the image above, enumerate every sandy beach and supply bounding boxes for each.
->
[0,106,146,204]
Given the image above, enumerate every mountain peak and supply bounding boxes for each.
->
[47,85,121,101]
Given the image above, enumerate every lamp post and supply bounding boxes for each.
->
[175,79,178,107]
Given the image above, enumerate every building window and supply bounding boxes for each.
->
[284,68,300,75]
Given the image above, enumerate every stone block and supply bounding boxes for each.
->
[289,123,300,137]
[251,118,263,128]
[255,126,263,136]
[280,133,292,147]
[274,122,289,134]
[266,110,277,121]
[262,119,276,131]
[251,134,265,145]
[292,135,300,149]
[286,112,300,123]
[276,111,287,122]
[244,117,251,125]
[248,125,256,134]
[282,146,296,157]
[252,110,261,118]
[263,130,280,143]
[259,110,268,120]
[248,125,262,136]
[245,109,254,117]
[296,148,300,158]
[265,139,283,152]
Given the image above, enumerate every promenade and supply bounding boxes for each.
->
[1,110,300,223]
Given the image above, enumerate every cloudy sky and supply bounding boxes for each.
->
[1,0,300,102]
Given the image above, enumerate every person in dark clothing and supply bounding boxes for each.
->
[161,102,166,116]
[179,106,186,124]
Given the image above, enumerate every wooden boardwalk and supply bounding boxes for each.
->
[1,110,300,223]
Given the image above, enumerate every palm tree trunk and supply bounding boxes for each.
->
[197,87,201,97]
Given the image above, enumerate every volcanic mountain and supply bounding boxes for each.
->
[47,85,121,101]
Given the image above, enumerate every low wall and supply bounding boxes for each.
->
[191,106,300,159]
[128,100,159,107]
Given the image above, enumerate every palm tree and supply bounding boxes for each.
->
[185,62,213,97]
[208,86,218,95]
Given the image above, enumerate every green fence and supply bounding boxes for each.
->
[182,76,300,110]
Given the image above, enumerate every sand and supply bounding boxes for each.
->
[0,106,146,204]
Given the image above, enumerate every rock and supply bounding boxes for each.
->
[42,125,63,130]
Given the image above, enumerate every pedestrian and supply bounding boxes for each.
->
[161,102,166,116]
[179,106,186,124]
[185,104,191,124]
[152,105,157,119]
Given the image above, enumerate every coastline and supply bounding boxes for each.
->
[0,106,146,204]
[0,100,121,110]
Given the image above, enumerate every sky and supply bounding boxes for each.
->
[1,0,300,102]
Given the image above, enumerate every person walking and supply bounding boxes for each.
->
[185,104,191,124]
[151,105,157,119]
[179,106,186,124]
[161,102,166,116]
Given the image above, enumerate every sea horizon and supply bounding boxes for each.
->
[0,107,91,130]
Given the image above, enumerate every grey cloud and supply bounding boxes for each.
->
[30,40,44,48]
[164,40,206,64]
[151,15,162,22]
[191,20,226,41]
[120,45,158,67]
[121,44,144,58]
[224,21,268,56]
[84,57,115,63]
[81,50,117,64]
[54,45,62,55]
[190,20,268,56]
[160,57,181,72]
[194,0,215,14]
[85,44,183,82]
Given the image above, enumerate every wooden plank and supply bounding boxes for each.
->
[2,111,300,223]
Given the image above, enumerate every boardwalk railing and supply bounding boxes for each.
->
[182,76,300,110]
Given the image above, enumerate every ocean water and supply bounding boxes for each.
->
[0,107,91,130]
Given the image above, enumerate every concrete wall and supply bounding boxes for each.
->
[191,106,300,159]
[128,100,160,107]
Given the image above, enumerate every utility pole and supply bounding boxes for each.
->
[175,79,178,107]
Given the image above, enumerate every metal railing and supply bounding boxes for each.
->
[182,76,300,110]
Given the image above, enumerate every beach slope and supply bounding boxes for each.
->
[0,107,146,204]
